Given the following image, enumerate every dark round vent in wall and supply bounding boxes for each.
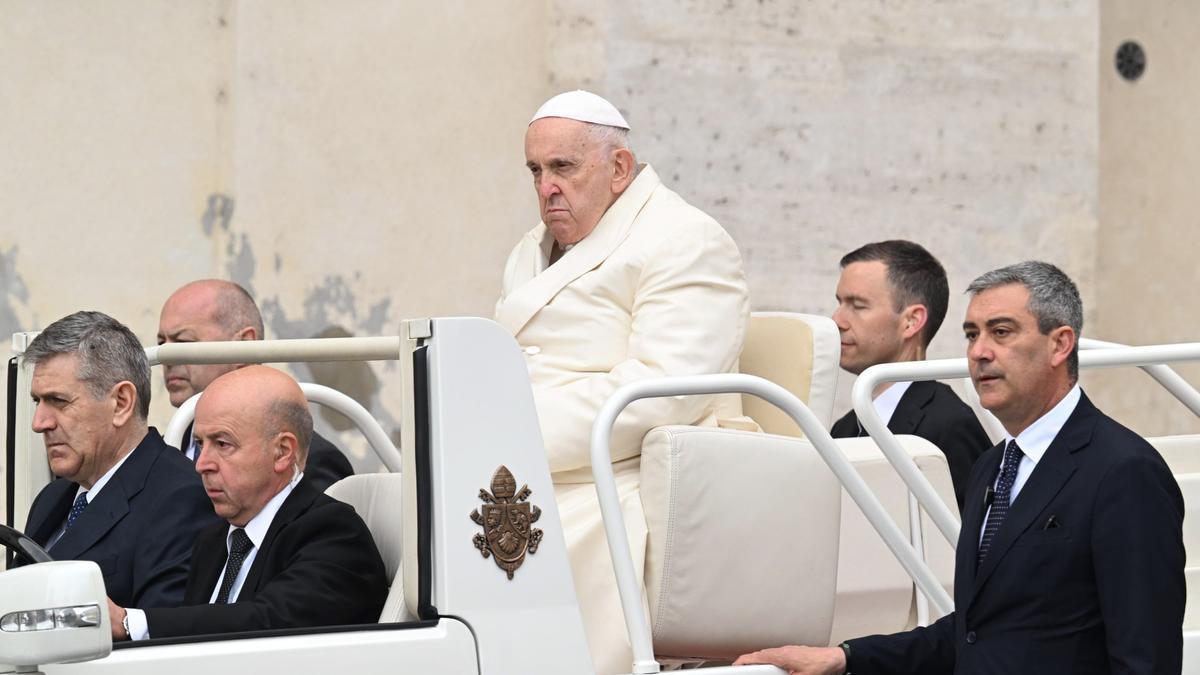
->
[1116,41,1146,81]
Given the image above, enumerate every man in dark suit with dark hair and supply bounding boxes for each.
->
[22,311,219,609]
[737,261,1185,675]
[157,279,354,491]
[108,365,387,640]
[829,240,991,507]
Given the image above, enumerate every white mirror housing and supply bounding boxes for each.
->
[0,561,112,668]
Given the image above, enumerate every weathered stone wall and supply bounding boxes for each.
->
[546,0,1100,412]
[3,1,1121,492]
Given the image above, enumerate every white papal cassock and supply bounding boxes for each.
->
[495,164,749,674]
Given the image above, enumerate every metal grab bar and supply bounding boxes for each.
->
[165,382,402,473]
[1079,338,1200,419]
[591,374,954,675]
[146,336,402,366]
[851,341,1200,549]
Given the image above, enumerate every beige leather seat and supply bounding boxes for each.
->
[326,473,414,623]
[639,311,958,659]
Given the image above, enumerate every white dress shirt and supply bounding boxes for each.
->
[978,384,1081,544]
[873,381,912,427]
[126,472,303,641]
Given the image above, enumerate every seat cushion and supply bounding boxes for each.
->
[641,425,842,658]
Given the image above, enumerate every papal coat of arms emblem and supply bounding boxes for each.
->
[470,465,544,579]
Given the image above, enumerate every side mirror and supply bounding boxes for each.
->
[0,561,112,668]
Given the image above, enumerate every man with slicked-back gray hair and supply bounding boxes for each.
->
[19,311,219,610]
[738,261,1184,675]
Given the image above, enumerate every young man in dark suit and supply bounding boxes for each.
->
[157,279,354,491]
[829,240,991,508]
[22,311,219,608]
[108,365,387,640]
[737,261,1185,674]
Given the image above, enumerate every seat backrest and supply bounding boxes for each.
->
[640,428,958,658]
[325,473,413,623]
[640,425,843,659]
[738,312,841,436]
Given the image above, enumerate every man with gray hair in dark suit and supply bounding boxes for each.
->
[20,310,219,609]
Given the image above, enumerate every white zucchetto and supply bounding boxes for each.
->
[529,90,631,130]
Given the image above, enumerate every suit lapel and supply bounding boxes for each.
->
[494,164,660,336]
[49,433,160,559]
[969,395,1093,602]
[240,479,320,599]
[956,441,1003,596]
[186,525,230,605]
[887,381,935,435]
[28,480,75,546]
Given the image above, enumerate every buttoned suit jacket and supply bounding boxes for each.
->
[831,380,992,510]
[180,422,353,493]
[846,392,1185,675]
[494,163,749,674]
[23,428,219,609]
[143,477,388,637]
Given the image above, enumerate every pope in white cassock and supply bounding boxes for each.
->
[495,90,750,674]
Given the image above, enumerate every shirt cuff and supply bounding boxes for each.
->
[126,608,150,641]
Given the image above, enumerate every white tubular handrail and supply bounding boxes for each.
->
[591,374,953,675]
[852,341,1200,549]
[146,336,402,366]
[165,382,402,473]
[1079,338,1200,418]
[853,359,968,545]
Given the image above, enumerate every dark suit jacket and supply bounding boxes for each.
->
[144,477,388,637]
[846,392,1185,675]
[181,423,354,492]
[23,428,219,609]
[831,380,992,510]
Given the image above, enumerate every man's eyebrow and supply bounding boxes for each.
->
[985,317,1017,328]
[838,293,867,303]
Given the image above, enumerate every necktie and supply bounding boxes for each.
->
[64,492,89,530]
[978,440,1024,566]
[215,528,255,604]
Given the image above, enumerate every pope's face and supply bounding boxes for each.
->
[524,117,621,246]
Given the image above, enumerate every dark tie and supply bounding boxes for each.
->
[978,440,1024,566]
[215,528,255,604]
[64,492,89,530]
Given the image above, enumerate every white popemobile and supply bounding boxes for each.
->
[0,317,1198,674]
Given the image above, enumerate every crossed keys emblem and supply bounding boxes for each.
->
[470,465,544,580]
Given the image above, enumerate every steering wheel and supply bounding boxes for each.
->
[0,523,54,564]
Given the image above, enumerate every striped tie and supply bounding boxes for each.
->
[978,440,1024,566]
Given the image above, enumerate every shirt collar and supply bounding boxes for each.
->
[872,381,912,426]
[230,472,303,549]
[75,444,137,504]
[1004,384,1082,465]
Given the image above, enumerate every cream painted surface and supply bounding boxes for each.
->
[1092,0,1200,436]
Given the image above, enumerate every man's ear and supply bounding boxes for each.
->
[234,326,258,341]
[272,432,299,474]
[611,148,636,194]
[900,304,928,341]
[1048,325,1076,369]
[110,381,138,427]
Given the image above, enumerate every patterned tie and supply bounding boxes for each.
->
[64,492,89,530]
[978,440,1024,566]
[215,528,255,604]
